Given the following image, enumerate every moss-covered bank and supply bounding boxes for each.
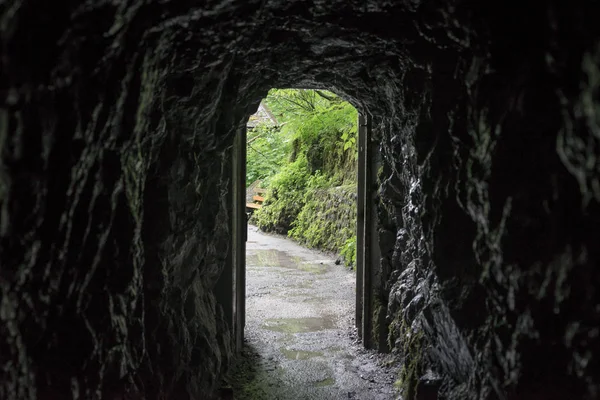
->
[290,185,357,267]
[255,184,357,268]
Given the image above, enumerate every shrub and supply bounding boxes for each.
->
[253,156,310,233]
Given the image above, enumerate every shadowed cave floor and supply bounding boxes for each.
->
[225,225,400,399]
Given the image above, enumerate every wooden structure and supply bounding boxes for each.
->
[246,188,267,211]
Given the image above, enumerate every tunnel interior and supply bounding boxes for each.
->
[1,1,599,400]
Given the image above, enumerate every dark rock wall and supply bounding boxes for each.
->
[1,1,598,399]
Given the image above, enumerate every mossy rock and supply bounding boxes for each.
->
[390,316,426,400]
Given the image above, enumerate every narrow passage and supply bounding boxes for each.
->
[229,225,399,399]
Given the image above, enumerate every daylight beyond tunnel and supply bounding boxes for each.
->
[246,89,358,255]
[1,2,599,400]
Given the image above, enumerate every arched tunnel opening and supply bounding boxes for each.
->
[227,89,393,398]
[235,88,384,345]
[1,2,599,400]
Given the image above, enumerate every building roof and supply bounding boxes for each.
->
[247,102,278,128]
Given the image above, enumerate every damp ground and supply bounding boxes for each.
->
[226,225,400,399]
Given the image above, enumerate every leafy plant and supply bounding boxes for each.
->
[263,89,358,184]
[253,156,310,233]
[246,123,290,186]
[340,235,357,268]
[249,88,358,265]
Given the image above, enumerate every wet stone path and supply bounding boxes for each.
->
[228,225,400,400]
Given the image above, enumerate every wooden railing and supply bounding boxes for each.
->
[246,188,267,211]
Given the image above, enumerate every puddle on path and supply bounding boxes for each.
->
[247,250,328,274]
[262,317,336,333]
[280,348,324,360]
[314,377,335,387]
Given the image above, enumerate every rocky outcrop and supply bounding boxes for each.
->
[289,185,357,266]
[1,1,598,399]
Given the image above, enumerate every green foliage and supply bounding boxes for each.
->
[253,156,310,233]
[340,235,357,268]
[249,88,358,265]
[263,89,358,184]
[246,124,290,186]
[288,185,356,268]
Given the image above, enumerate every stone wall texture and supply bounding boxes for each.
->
[289,185,356,263]
[1,1,599,399]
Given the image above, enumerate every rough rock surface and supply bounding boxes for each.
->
[288,185,357,264]
[1,1,599,399]
[233,225,399,399]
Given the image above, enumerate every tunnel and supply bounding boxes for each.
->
[1,1,599,399]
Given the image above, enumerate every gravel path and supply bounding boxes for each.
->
[228,225,400,400]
